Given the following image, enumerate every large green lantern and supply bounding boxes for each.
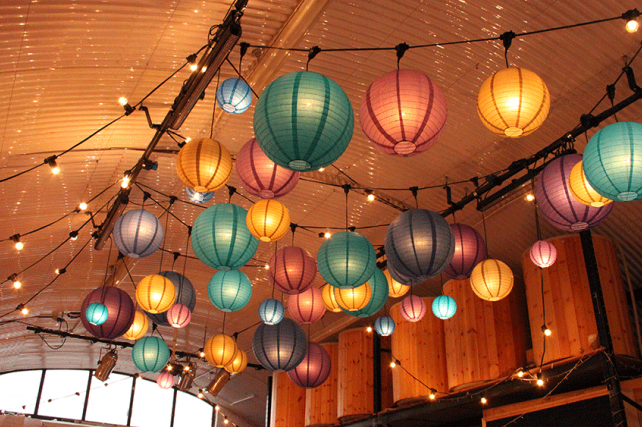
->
[253,71,354,172]
[131,336,170,373]
[191,203,259,271]
[317,231,376,289]
[208,270,252,312]
[343,268,388,318]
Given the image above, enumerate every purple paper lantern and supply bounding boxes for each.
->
[288,287,326,324]
[156,371,174,389]
[399,295,426,322]
[287,342,332,388]
[535,154,613,231]
[81,287,135,339]
[269,246,317,295]
[444,224,487,280]
[530,240,558,268]
[236,138,300,199]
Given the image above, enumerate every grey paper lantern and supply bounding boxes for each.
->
[253,318,307,371]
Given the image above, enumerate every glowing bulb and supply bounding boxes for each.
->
[190,63,198,71]
[199,351,205,358]
[50,165,60,175]
[121,175,131,189]
[525,193,535,202]
[481,397,487,404]
[21,307,29,315]
[184,365,190,371]
[78,202,88,211]
[223,419,229,425]
[215,405,220,411]
[429,392,436,400]
[318,167,325,172]
[198,391,204,399]
[517,370,524,378]
[166,365,172,371]
[390,361,396,368]
[15,241,24,251]
[13,280,21,289]
[366,326,373,333]
[201,66,207,73]
[118,97,128,106]
[185,137,192,143]
[544,328,552,336]
[367,193,375,202]
[537,378,544,387]
[627,19,639,33]
[264,264,270,270]
[324,232,331,239]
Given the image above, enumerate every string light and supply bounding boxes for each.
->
[324,232,331,239]
[623,9,640,33]
[190,63,198,71]
[429,390,436,400]
[366,190,375,202]
[17,304,28,315]
[215,405,220,411]
[10,235,24,251]
[198,390,204,399]
[627,19,639,32]
[118,97,128,106]
[536,374,545,387]
[318,167,325,172]
[517,370,525,378]
[264,263,269,270]
[223,417,229,424]
[366,326,372,333]
[55,268,66,275]
[390,360,399,368]
[525,193,535,202]
[69,231,79,241]
[199,348,206,358]
[9,274,21,289]
[121,172,131,189]
[542,325,552,336]
[201,66,207,73]
[481,397,488,404]
[78,202,88,211]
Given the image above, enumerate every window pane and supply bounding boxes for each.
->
[173,391,213,427]
[130,377,174,427]
[37,370,89,419]
[0,370,42,414]
[85,372,133,425]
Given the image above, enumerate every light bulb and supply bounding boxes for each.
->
[390,361,396,368]
[198,391,204,399]
[481,397,487,404]
[537,378,544,387]
[201,66,207,73]
[118,97,128,106]
[366,326,372,333]
[223,419,229,425]
[51,165,60,175]
[264,264,270,270]
[318,167,325,172]
[190,64,198,71]
[46,156,60,174]
[21,307,29,315]
[429,392,436,400]
[13,280,21,289]
[185,137,192,143]
[121,175,131,189]
[525,193,535,202]
[199,351,205,358]
[166,365,172,371]
[367,193,375,202]
[517,370,524,378]
[215,405,220,411]
[78,202,88,211]
[544,328,552,336]
[69,231,78,241]
[15,241,24,251]
[324,232,331,239]
[627,19,639,33]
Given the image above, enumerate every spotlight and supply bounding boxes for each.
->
[206,369,230,397]
[69,231,79,241]
[45,155,60,175]
[481,397,488,404]
[78,202,88,211]
[118,97,129,106]
[10,234,24,251]
[542,325,552,336]
[525,193,535,202]
[95,349,118,382]
[366,326,373,333]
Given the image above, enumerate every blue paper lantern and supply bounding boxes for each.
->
[253,318,308,371]
[583,121,642,202]
[145,271,196,327]
[253,71,354,172]
[113,209,164,259]
[191,203,259,271]
[432,295,457,320]
[258,298,285,325]
[317,231,377,289]
[208,270,252,312]
[344,268,388,318]
[185,187,214,204]
[374,316,395,336]
[85,302,109,326]
[131,336,170,373]
[216,78,252,114]
[385,209,455,286]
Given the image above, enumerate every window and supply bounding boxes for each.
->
[37,370,89,420]
[85,373,133,425]
[130,377,175,427]
[173,390,213,427]
[0,370,42,414]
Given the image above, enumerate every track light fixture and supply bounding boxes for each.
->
[206,369,230,397]
[95,349,118,382]
[177,362,196,391]
[45,155,60,175]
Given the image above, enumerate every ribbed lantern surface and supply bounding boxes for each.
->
[145,271,196,327]
[444,223,487,280]
[530,240,558,268]
[470,259,514,302]
[136,275,176,314]
[342,268,388,317]
[123,310,149,341]
[288,286,326,324]
[176,138,232,192]
[253,318,308,371]
[568,160,612,207]
[208,269,252,312]
[131,336,170,373]
[268,246,317,295]
[113,209,164,259]
[287,342,332,388]
[317,231,377,289]
[246,199,290,242]
[432,295,457,319]
[258,298,285,325]
[374,315,396,336]
[399,295,427,322]
[216,78,252,114]
[81,286,135,339]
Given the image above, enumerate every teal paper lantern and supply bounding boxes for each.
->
[432,295,457,320]
[191,203,259,271]
[131,336,170,373]
[583,121,642,202]
[258,298,284,325]
[317,231,377,289]
[85,302,109,326]
[374,316,395,336]
[216,78,252,114]
[208,270,252,312]
[343,268,388,318]
[253,71,354,172]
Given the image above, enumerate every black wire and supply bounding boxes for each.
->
[0,163,46,184]
[132,61,191,109]
[210,69,221,139]
[134,183,191,229]
[224,57,260,99]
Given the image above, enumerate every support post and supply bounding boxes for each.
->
[373,331,382,413]
[265,375,273,427]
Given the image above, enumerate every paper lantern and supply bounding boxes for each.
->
[81,286,135,339]
[259,298,285,325]
[208,270,252,312]
[432,295,457,320]
[321,283,342,313]
[236,138,299,199]
[123,310,149,341]
[317,231,377,289]
[359,69,447,156]
[253,71,354,172]
[156,371,175,389]
[399,295,426,322]
[569,160,612,207]
[530,240,557,268]
[343,268,388,317]
[334,282,371,312]
[269,246,317,295]
[145,271,196,327]
[470,259,514,302]
[385,209,455,285]
[444,223,487,280]
[136,274,176,314]
[86,302,109,326]
[477,67,550,137]
[225,349,248,374]
[191,203,259,270]
[288,286,326,324]
[583,121,642,202]
[166,303,192,328]
[385,269,409,298]
[131,336,170,373]
[287,342,331,388]
[252,318,308,371]
[185,187,215,204]
[204,334,238,368]
[113,209,164,259]
[246,199,290,242]
[176,138,232,192]
[535,154,613,231]
[374,315,395,336]
[216,78,252,114]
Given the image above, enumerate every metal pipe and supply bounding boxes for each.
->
[373,332,382,413]
[265,375,273,427]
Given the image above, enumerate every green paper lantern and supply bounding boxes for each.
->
[208,270,252,312]
[253,71,354,172]
[343,268,388,318]
[191,203,259,271]
[131,336,170,373]
[85,302,109,325]
[317,231,377,289]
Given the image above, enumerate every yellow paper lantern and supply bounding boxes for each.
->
[469,259,514,302]
[136,275,176,314]
[176,138,232,192]
[384,269,409,298]
[246,199,290,242]
[321,283,342,313]
[224,349,248,374]
[204,334,238,368]
[333,282,372,311]
[477,67,550,137]
[568,160,613,207]
[122,310,149,341]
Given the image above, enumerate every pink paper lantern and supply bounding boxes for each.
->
[287,342,331,388]
[166,303,192,328]
[530,240,558,268]
[444,223,487,280]
[236,138,300,198]
[156,371,174,389]
[400,295,426,322]
[80,287,135,339]
[359,69,448,156]
[288,287,326,324]
[269,246,317,295]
